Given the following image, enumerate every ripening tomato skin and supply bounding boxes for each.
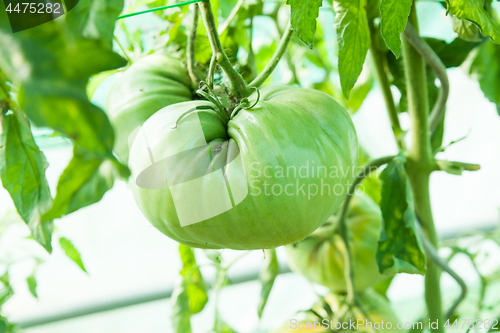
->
[106,53,192,162]
[128,85,358,250]
[286,193,387,292]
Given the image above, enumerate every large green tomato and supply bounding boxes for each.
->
[106,53,192,162]
[286,192,387,292]
[128,85,358,250]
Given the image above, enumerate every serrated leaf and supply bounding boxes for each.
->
[258,249,278,318]
[286,0,322,48]
[377,153,426,275]
[59,237,87,272]
[470,41,500,114]
[445,0,500,44]
[43,146,127,221]
[66,0,124,46]
[380,0,412,57]
[179,244,208,314]
[0,111,53,252]
[27,275,37,298]
[334,0,371,98]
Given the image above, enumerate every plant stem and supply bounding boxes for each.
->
[199,1,250,100]
[273,19,299,85]
[415,221,467,320]
[217,0,244,35]
[368,23,405,150]
[187,4,200,88]
[402,6,443,332]
[250,21,294,88]
[403,23,449,134]
[113,36,132,64]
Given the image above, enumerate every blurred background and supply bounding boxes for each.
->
[1,0,500,332]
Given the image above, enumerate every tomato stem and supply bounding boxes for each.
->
[402,6,443,332]
[187,3,200,89]
[250,21,294,88]
[403,23,450,134]
[368,21,405,150]
[414,220,468,320]
[198,1,251,100]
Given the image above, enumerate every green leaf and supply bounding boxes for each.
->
[27,275,37,298]
[334,0,371,98]
[426,37,483,68]
[0,7,126,158]
[452,16,483,42]
[258,249,278,318]
[65,0,124,46]
[179,244,208,314]
[171,280,192,333]
[380,0,412,57]
[0,111,53,252]
[59,237,87,272]
[43,146,126,221]
[470,41,500,114]
[286,0,322,48]
[377,153,426,275]
[445,0,500,44]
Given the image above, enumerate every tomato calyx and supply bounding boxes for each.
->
[174,83,262,129]
[230,87,260,119]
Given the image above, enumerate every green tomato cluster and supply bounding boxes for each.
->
[107,53,359,250]
[286,192,389,292]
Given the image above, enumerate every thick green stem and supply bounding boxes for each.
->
[250,21,294,88]
[199,1,250,100]
[402,7,443,332]
[368,22,405,150]
[217,0,244,35]
[187,4,200,88]
[403,23,449,134]
[273,19,299,85]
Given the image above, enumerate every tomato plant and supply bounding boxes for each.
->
[1,0,500,332]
